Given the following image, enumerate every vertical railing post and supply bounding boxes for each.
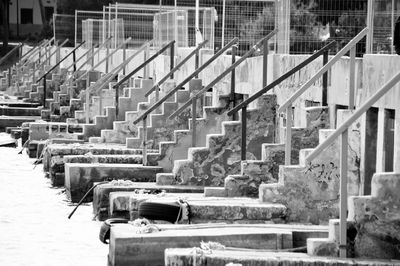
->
[8,67,11,87]
[72,50,77,72]
[195,50,200,78]
[262,38,269,88]
[191,97,197,147]
[85,73,90,124]
[322,50,329,106]
[231,45,238,120]
[170,42,175,79]
[349,46,356,110]
[43,74,47,107]
[123,43,126,75]
[142,116,148,166]
[241,106,247,161]
[115,85,119,118]
[339,129,349,258]
[285,104,293,165]
[106,44,110,73]
[144,43,150,79]
[90,45,95,68]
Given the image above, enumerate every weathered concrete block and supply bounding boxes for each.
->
[64,163,163,202]
[110,224,293,266]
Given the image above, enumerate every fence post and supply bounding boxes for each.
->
[170,42,175,79]
[241,106,247,161]
[191,97,197,147]
[43,74,47,107]
[285,104,293,165]
[230,45,237,121]
[349,46,356,110]
[339,129,349,258]
[262,38,269,88]
[142,116,148,166]
[322,50,329,106]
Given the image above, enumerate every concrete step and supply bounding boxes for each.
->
[109,223,328,266]
[64,163,163,202]
[108,192,287,223]
[49,154,144,186]
[0,116,40,131]
[164,249,400,266]
[93,181,205,220]
[0,106,41,116]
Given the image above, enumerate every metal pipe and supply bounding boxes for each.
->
[339,129,348,258]
[241,106,247,161]
[170,41,175,79]
[142,117,148,166]
[191,98,197,147]
[322,50,329,106]
[230,44,237,118]
[349,46,356,110]
[284,104,292,165]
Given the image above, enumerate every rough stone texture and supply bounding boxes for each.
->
[259,110,361,225]
[64,163,163,202]
[223,144,285,197]
[348,173,400,260]
[165,249,400,266]
[172,94,277,187]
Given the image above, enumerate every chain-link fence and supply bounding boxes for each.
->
[53,14,75,46]
[367,0,399,54]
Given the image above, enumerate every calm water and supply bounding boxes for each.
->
[0,146,108,266]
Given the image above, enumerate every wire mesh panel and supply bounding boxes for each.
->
[153,10,189,48]
[53,14,75,46]
[161,0,275,54]
[288,0,368,55]
[369,0,399,54]
[75,10,105,47]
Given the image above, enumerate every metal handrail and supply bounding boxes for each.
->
[226,40,336,161]
[84,40,151,122]
[0,42,23,66]
[169,30,278,120]
[20,37,54,64]
[278,27,368,113]
[112,40,175,90]
[36,41,86,107]
[36,41,85,83]
[75,37,132,81]
[306,70,400,259]
[35,39,69,72]
[65,43,99,71]
[144,39,209,98]
[278,27,367,166]
[132,37,239,126]
[19,39,46,62]
[72,36,113,74]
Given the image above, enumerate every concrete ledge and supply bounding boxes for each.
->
[108,192,287,223]
[165,249,400,266]
[93,182,204,220]
[109,224,293,266]
[64,163,163,202]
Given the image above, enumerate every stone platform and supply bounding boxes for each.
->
[93,182,205,220]
[64,163,163,202]
[108,192,287,223]
[165,249,400,266]
[109,223,328,266]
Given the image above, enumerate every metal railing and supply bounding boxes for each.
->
[20,37,54,66]
[131,37,239,166]
[0,42,24,67]
[227,40,336,161]
[169,30,278,149]
[35,39,69,76]
[62,36,113,86]
[84,40,152,122]
[306,69,400,259]
[113,40,176,116]
[36,41,86,107]
[75,37,132,82]
[277,28,368,166]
